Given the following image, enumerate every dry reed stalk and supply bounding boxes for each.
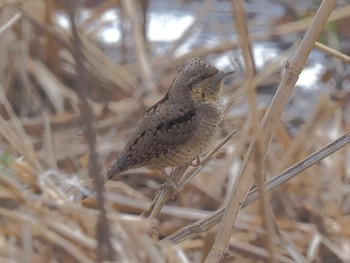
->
[273,5,350,36]
[163,132,350,245]
[0,0,348,262]
[0,85,42,172]
[315,41,350,63]
[0,12,21,35]
[231,1,277,262]
[205,1,337,261]
[122,0,156,93]
[80,0,119,31]
[15,2,137,95]
[142,130,237,219]
[68,4,115,261]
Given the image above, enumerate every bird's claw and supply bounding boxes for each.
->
[190,156,200,167]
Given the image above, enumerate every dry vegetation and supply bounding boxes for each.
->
[0,0,349,262]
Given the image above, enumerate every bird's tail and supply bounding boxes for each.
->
[106,154,127,180]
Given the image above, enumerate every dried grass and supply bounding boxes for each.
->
[0,0,349,262]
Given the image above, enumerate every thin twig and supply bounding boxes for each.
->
[68,5,115,261]
[143,129,237,219]
[231,1,276,261]
[142,165,189,218]
[177,130,237,190]
[122,0,156,93]
[0,12,21,36]
[163,131,350,244]
[315,41,350,63]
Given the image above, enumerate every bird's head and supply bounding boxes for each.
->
[168,58,233,102]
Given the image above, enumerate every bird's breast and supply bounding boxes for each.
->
[149,101,223,169]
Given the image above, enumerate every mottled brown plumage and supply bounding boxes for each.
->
[107,58,232,179]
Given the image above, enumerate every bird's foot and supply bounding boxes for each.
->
[158,179,178,199]
[160,179,177,191]
[190,155,201,167]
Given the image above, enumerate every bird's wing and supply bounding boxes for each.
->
[120,100,198,166]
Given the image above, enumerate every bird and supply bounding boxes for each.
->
[107,58,233,180]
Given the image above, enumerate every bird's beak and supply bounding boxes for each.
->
[210,71,235,86]
[223,71,235,78]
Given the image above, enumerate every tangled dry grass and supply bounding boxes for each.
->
[0,0,349,262]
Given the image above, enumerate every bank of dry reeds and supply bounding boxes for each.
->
[0,0,349,262]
